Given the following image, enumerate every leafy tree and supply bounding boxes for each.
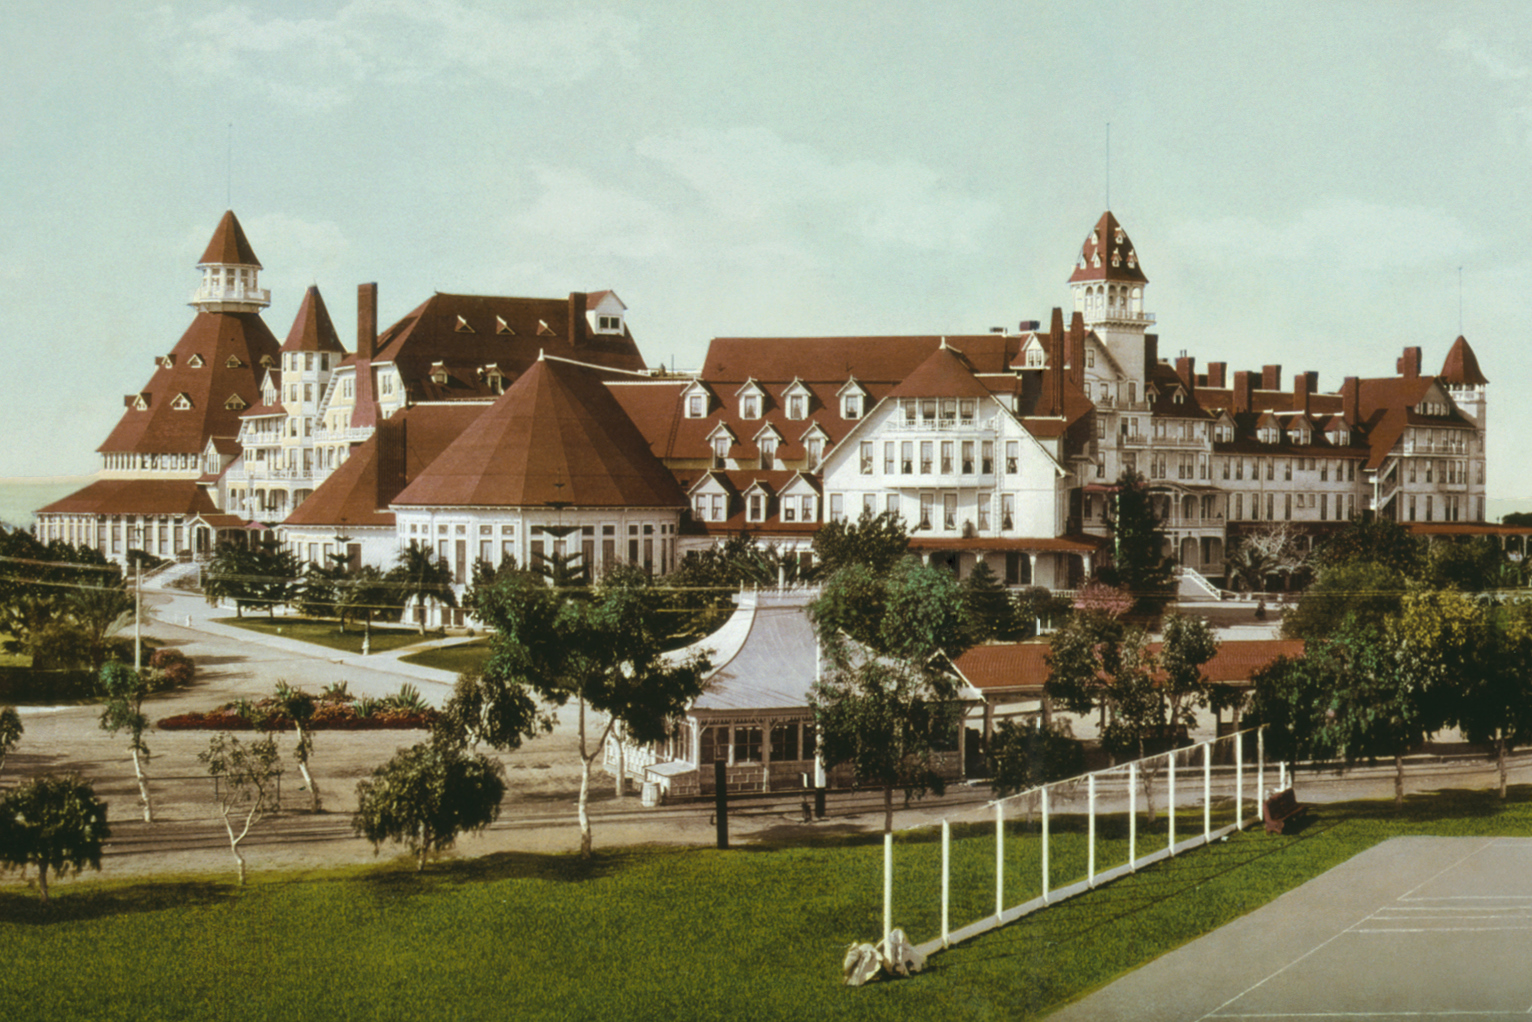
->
[339,564,404,650]
[986,721,1085,797]
[0,530,132,669]
[462,566,709,856]
[202,541,302,619]
[388,540,457,634]
[812,508,909,577]
[810,556,973,831]
[0,774,110,904]
[0,705,21,778]
[352,741,506,871]
[98,662,154,822]
[1013,586,1073,638]
[1503,511,1532,527]
[1099,470,1174,611]
[199,732,282,885]
[273,680,321,812]
[662,533,812,645]
[962,559,1016,642]
[1248,651,1341,777]
[1400,591,1532,797]
[297,558,343,622]
[1422,535,1512,592]
[1281,560,1407,641]
[1315,515,1422,576]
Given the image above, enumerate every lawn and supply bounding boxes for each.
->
[399,637,490,675]
[5,786,1532,1021]
[214,617,434,656]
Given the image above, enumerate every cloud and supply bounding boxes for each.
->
[1167,199,1473,270]
[636,127,1000,253]
[1441,29,1530,82]
[147,0,638,110]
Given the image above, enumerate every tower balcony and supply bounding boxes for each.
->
[189,282,271,311]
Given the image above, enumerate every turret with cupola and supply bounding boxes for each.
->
[190,210,271,313]
[1069,211,1155,386]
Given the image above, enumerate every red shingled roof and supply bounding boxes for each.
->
[888,344,995,400]
[279,286,348,355]
[1439,336,1488,387]
[198,210,262,268]
[369,292,647,402]
[97,312,281,455]
[700,334,1019,383]
[1067,211,1147,285]
[393,357,686,509]
[38,479,219,517]
[285,403,488,528]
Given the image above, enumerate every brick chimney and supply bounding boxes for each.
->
[1397,346,1422,379]
[1144,333,1158,374]
[1206,362,1227,388]
[1293,371,1318,413]
[1046,307,1066,415]
[373,414,405,509]
[351,283,379,430]
[1175,355,1196,389]
[567,292,588,348]
[1068,311,1086,388]
[1233,370,1254,414]
[1341,376,1360,424]
[1262,364,1282,391]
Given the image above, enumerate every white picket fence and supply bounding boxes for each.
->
[875,725,1279,959]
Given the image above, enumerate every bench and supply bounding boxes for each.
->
[1263,787,1309,834]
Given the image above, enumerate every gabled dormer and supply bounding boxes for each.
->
[159,354,177,369]
[429,361,451,386]
[477,363,506,395]
[688,471,734,523]
[126,392,150,411]
[753,422,783,469]
[782,378,813,420]
[1016,335,1048,370]
[1325,414,1350,446]
[1256,411,1282,445]
[260,368,279,405]
[837,378,870,420]
[735,378,768,420]
[681,379,714,419]
[1212,409,1236,444]
[741,479,775,523]
[799,421,830,470]
[171,393,194,411]
[778,472,822,523]
[706,422,738,468]
[1288,416,1314,446]
[585,291,628,335]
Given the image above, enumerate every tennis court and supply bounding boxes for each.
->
[1049,836,1532,1021]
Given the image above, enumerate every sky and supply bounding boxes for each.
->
[3,1,1530,505]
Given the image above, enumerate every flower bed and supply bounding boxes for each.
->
[157,685,437,732]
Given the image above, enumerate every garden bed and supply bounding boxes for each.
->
[157,683,436,731]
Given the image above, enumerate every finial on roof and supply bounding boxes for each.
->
[940,336,948,349]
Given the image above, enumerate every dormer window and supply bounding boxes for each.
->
[596,315,621,333]
[537,320,555,337]
[479,364,505,395]
[842,393,863,419]
[430,362,450,386]
[746,492,766,523]
[259,355,274,369]
[1111,250,1122,267]
[687,394,705,418]
[455,316,474,333]
[1171,388,1185,405]
[1025,345,1045,368]
[712,435,730,468]
[159,354,176,369]
[759,434,777,468]
[225,355,244,369]
[187,354,204,368]
[225,393,248,411]
[1214,423,1233,443]
[171,393,193,411]
[787,395,806,419]
[496,316,514,336]
[741,394,760,419]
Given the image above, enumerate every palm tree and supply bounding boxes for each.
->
[388,541,457,634]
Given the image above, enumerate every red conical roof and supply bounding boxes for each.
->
[1439,335,1488,386]
[392,357,686,509]
[280,286,348,355]
[887,344,993,400]
[1067,211,1147,285]
[199,210,262,268]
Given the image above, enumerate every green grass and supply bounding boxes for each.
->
[214,617,435,656]
[399,638,490,674]
[5,786,1532,1021]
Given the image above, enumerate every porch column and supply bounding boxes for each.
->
[1027,553,1038,585]
[982,699,994,748]
[956,714,967,780]
[761,719,772,792]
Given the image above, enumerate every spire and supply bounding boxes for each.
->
[1068,211,1147,285]
[190,210,269,313]
[280,286,347,354]
[1439,335,1488,387]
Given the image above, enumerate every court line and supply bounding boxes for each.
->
[1196,840,1497,1022]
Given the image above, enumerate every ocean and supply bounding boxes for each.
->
[0,476,93,529]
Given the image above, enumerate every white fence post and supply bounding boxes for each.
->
[1128,761,1137,869]
[884,832,893,939]
[1236,727,1244,830]
[1203,741,1212,842]
[1280,758,1288,792]
[1088,773,1097,887]
[1041,786,1051,904]
[1167,749,1176,854]
[942,819,951,948]
[1258,726,1266,808]
[995,801,1004,919]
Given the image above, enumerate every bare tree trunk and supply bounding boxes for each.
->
[577,698,594,858]
[614,721,626,799]
[294,724,320,812]
[1394,753,1405,809]
[131,747,153,823]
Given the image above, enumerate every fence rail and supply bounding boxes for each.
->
[874,725,1278,960]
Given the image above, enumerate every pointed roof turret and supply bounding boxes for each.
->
[200,210,262,268]
[1068,211,1147,285]
[392,356,686,509]
[1439,335,1488,386]
[280,286,348,355]
[190,210,270,313]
